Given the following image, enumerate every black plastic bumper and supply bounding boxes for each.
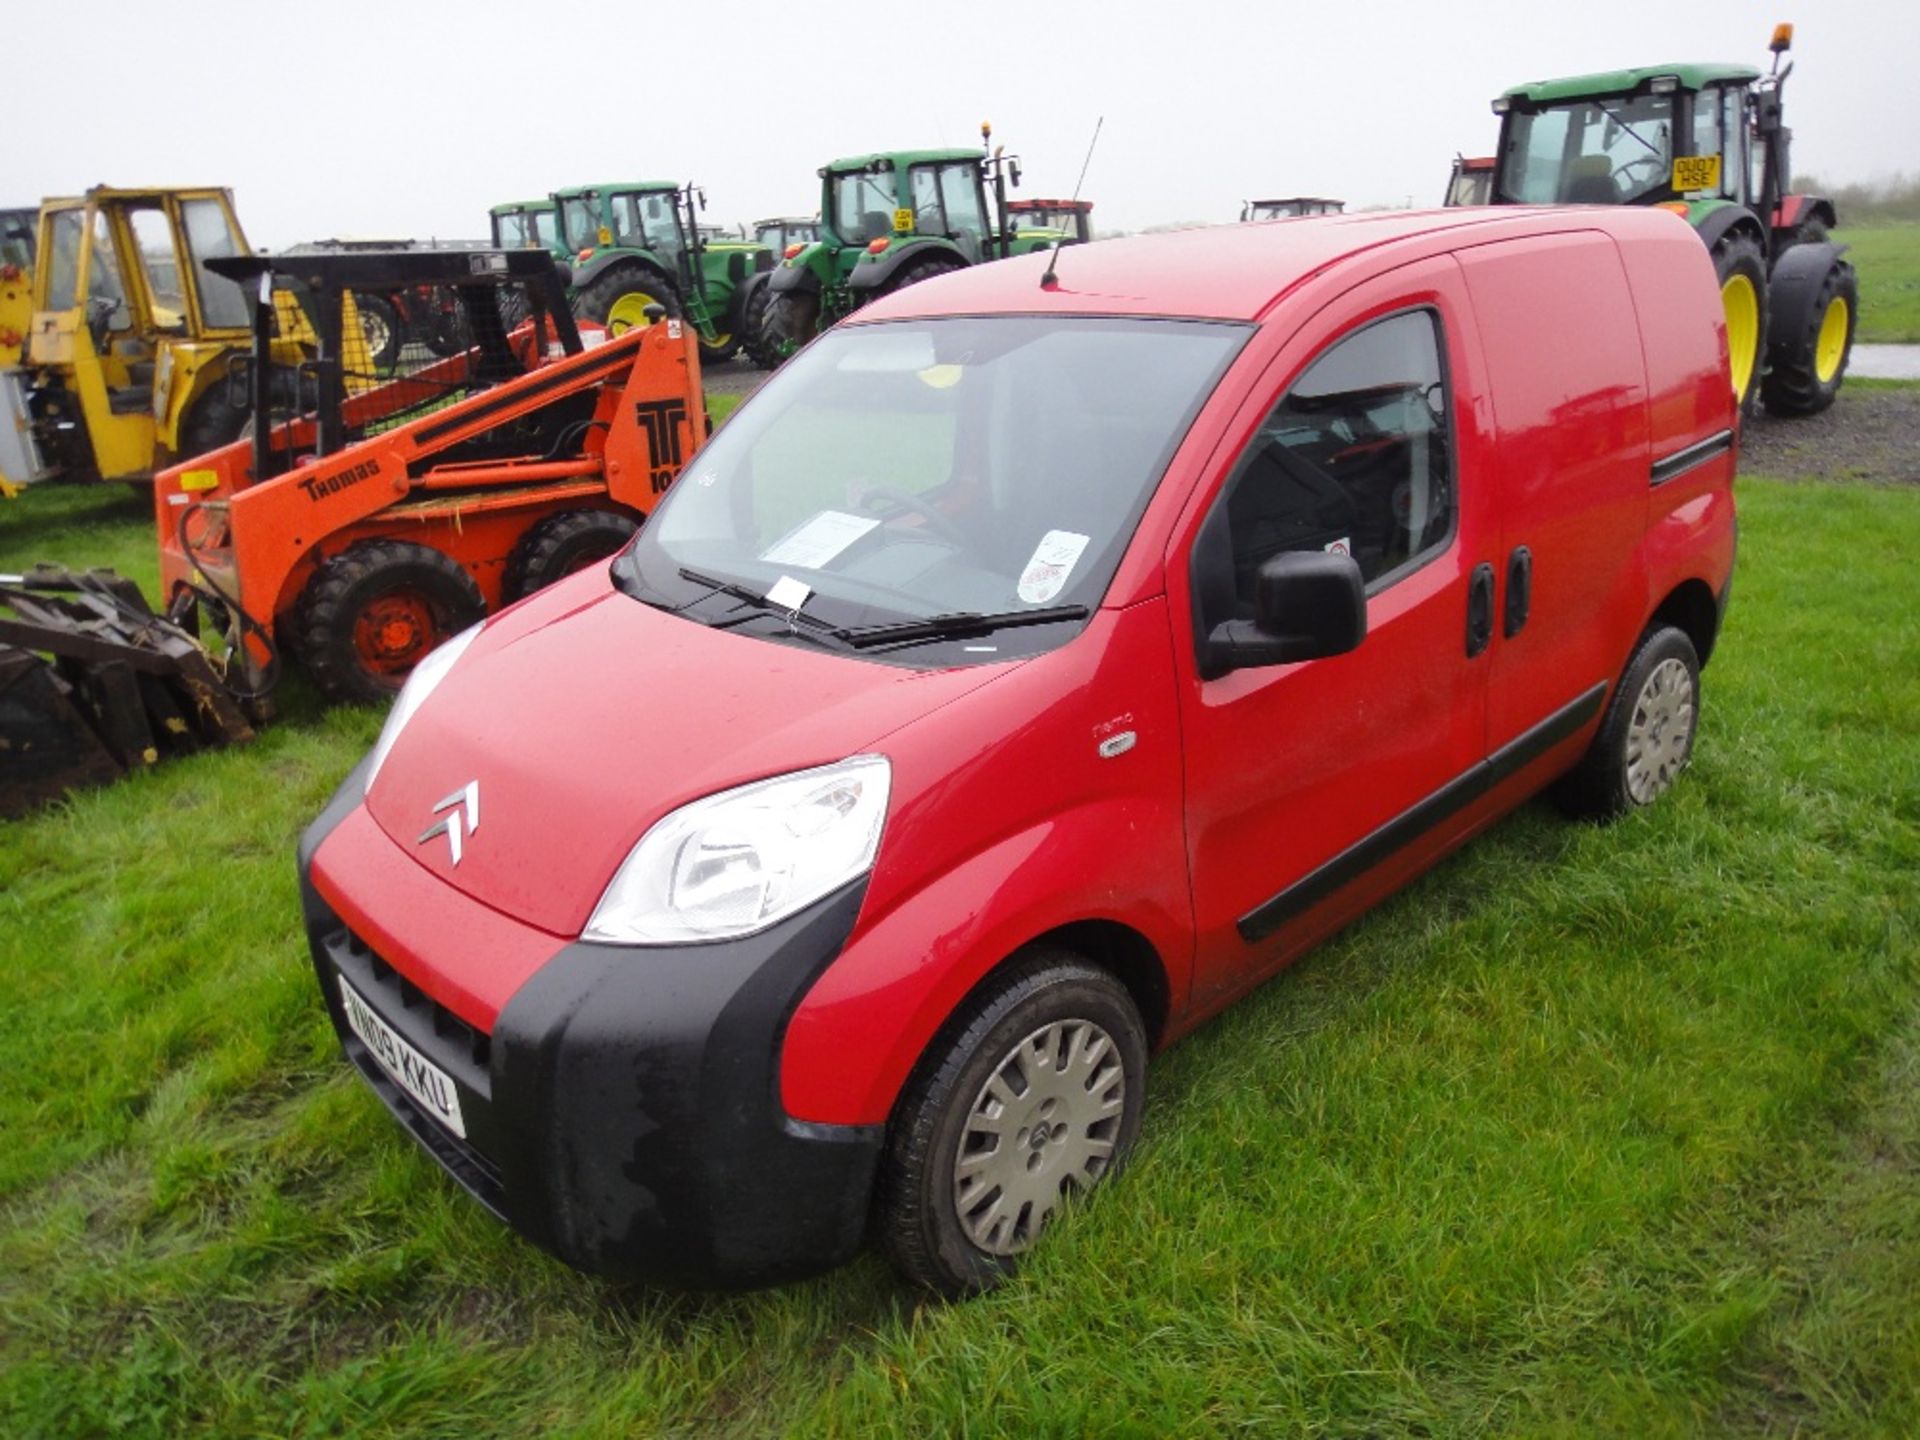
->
[296,766,883,1289]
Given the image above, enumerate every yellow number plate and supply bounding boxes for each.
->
[178,469,220,492]
[1672,155,1721,193]
[892,208,915,234]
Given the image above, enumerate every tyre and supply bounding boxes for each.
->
[501,509,638,603]
[760,289,819,367]
[1552,625,1701,821]
[175,383,251,461]
[572,263,683,336]
[740,278,781,368]
[878,254,965,297]
[878,949,1147,1296]
[294,540,486,705]
[1760,259,1857,418]
[1710,232,1768,417]
[697,293,741,365]
[349,291,403,373]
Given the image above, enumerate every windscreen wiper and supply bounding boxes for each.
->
[830,605,1089,650]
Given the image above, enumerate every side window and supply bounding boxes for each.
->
[910,166,944,233]
[937,164,986,240]
[1196,310,1453,633]
[1723,86,1751,201]
[1689,90,1721,171]
[180,198,249,328]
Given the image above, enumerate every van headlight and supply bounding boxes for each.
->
[583,755,891,945]
[362,623,481,793]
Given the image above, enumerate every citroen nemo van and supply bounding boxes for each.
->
[299,208,1737,1294]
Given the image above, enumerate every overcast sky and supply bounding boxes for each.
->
[12,0,1916,248]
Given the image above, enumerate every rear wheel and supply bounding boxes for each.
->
[740,279,780,368]
[878,949,1147,1296]
[1711,232,1768,416]
[295,540,485,705]
[1553,625,1700,821]
[1761,260,1857,418]
[879,254,965,297]
[501,509,638,603]
[761,289,820,366]
[350,292,403,373]
[572,263,682,336]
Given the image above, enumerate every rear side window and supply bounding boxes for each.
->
[1197,310,1454,631]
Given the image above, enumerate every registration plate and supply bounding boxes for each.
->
[337,972,468,1138]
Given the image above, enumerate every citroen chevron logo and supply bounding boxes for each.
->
[417,781,480,866]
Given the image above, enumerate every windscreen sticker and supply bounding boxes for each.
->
[1017,530,1092,604]
[1322,536,1352,557]
[760,510,880,569]
[766,574,812,612]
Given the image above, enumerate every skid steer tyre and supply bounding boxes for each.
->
[1711,232,1768,417]
[572,263,683,336]
[295,540,485,705]
[501,509,639,604]
[1761,260,1856,418]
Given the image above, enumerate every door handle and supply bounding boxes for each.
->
[1466,562,1494,658]
[1504,545,1533,638]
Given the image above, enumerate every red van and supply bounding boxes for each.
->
[299,209,1736,1294]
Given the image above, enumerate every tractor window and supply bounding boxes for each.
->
[560,196,601,251]
[937,165,987,242]
[832,170,896,244]
[1723,86,1752,201]
[533,209,558,249]
[626,192,686,265]
[1500,95,1673,204]
[910,167,944,234]
[180,198,250,329]
[86,211,132,331]
[45,210,85,308]
[1689,90,1721,168]
[1197,309,1453,631]
[126,206,186,330]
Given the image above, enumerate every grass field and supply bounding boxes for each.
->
[2,468,1916,1437]
[1840,223,1920,343]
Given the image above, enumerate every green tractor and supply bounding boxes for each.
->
[749,125,1063,367]
[554,181,771,364]
[1006,198,1094,244]
[1488,23,1856,416]
[752,216,821,254]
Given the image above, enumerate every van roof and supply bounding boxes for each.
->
[856,208,1698,325]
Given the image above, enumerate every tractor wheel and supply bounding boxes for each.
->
[1760,260,1857,418]
[760,290,820,367]
[501,509,639,604]
[572,264,683,337]
[295,540,486,705]
[176,384,252,462]
[697,320,740,365]
[879,254,965,298]
[350,292,404,373]
[740,279,781,368]
[1711,232,1768,417]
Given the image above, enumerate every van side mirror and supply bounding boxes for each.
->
[1205,551,1367,673]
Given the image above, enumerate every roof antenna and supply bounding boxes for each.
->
[1041,115,1103,291]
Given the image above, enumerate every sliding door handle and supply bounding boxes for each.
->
[1504,545,1532,638]
[1466,562,1494,658]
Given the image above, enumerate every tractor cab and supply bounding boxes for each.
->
[753,216,820,253]
[1486,24,1854,417]
[3,186,266,490]
[1006,198,1094,244]
[1240,197,1344,221]
[489,201,563,260]
[1444,157,1495,207]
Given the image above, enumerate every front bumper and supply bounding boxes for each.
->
[297,767,882,1289]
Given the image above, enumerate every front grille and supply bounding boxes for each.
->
[319,924,508,1212]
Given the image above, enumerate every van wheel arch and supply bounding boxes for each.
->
[1649,578,1722,668]
[947,919,1170,1054]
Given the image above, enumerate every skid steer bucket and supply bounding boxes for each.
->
[0,566,254,817]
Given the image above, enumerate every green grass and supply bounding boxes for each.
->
[1840,223,1920,343]
[1,475,1916,1437]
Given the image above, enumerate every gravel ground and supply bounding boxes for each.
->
[701,361,771,398]
[1739,384,1920,485]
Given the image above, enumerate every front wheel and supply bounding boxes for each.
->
[501,509,638,603]
[759,290,819,367]
[740,279,780,368]
[878,950,1147,1295]
[1711,232,1768,417]
[1553,625,1701,821]
[572,264,683,336]
[294,540,486,705]
[1761,261,1857,418]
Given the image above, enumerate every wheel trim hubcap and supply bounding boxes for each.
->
[1721,273,1759,401]
[1624,656,1695,805]
[1814,295,1850,384]
[952,1017,1125,1257]
[606,291,660,336]
[354,592,438,676]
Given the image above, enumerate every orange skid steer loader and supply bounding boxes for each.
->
[155,247,706,705]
